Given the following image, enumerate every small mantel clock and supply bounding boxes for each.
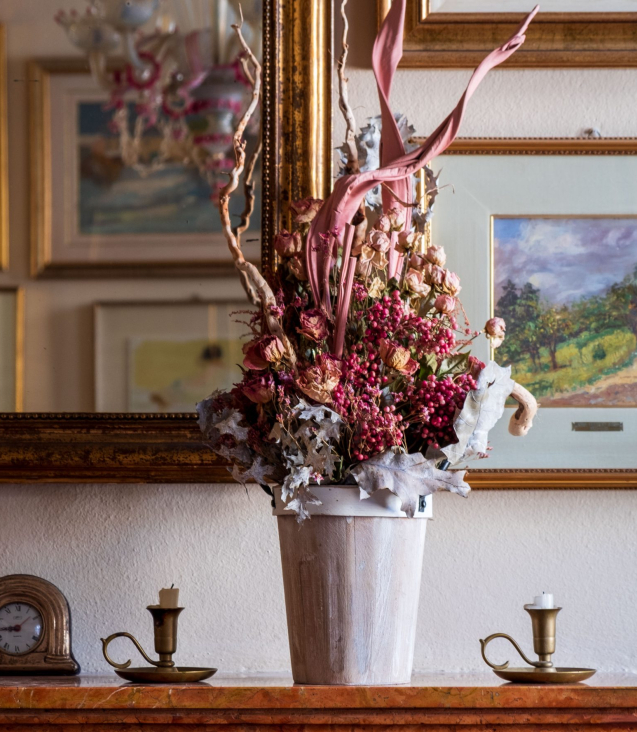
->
[0,575,79,675]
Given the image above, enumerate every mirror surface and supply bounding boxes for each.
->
[0,0,262,412]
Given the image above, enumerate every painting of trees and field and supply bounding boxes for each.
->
[493,217,637,407]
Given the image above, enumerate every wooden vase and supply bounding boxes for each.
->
[275,486,429,685]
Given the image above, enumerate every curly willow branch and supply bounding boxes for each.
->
[219,14,296,366]
[337,0,359,176]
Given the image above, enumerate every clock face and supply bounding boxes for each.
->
[0,603,43,656]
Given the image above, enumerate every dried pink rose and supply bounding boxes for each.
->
[425,244,446,267]
[374,214,391,233]
[298,354,342,404]
[397,230,417,253]
[404,268,431,298]
[485,317,506,348]
[409,253,427,271]
[288,256,307,281]
[442,269,462,296]
[290,197,323,224]
[298,308,329,342]
[242,335,285,370]
[242,373,275,403]
[423,263,445,287]
[367,229,391,253]
[274,229,302,258]
[386,206,406,231]
[434,294,456,314]
[379,339,418,376]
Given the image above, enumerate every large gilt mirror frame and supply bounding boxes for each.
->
[378,1,637,68]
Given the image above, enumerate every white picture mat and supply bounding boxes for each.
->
[430,0,636,12]
[95,299,251,411]
[48,73,260,266]
[0,290,17,411]
[433,154,637,469]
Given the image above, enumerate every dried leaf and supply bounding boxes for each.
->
[280,465,313,501]
[285,488,322,523]
[350,450,470,518]
[232,457,275,486]
[439,360,514,465]
[215,409,250,441]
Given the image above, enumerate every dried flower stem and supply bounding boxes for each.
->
[220,12,296,366]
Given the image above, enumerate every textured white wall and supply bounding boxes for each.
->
[2,1,637,677]
[2,485,636,674]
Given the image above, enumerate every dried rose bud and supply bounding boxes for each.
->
[290,197,323,224]
[409,253,427,271]
[485,317,506,348]
[242,373,275,403]
[242,335,286,371]
[386,206,406,231]
[379,338,418,376]
[367,229,391,253]
[374,214,391,233]
[423,263,445,287]
[297,354,342,404]
[425,244,446,267]
[397,230,417,253]
[434,294,456,314]
[367,277,385,299]
[274,229,303,258]
[298,308,329,342]
[442,269,462,296]
[404,268,431,298]
[288,255,307,281]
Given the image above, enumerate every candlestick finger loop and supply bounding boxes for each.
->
[480,633,539,671]
[101,632,160,670]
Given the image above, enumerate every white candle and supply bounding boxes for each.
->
[158,587,180,608]
[531,592,554,609]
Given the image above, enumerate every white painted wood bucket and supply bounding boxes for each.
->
[274,486,430,685]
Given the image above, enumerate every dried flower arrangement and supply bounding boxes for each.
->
[197,0,540,520]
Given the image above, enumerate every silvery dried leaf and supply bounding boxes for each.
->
[350,450,470,518]
[216,443,252,465]
[280,465,313,501]
[438,361,514,466]
[285,488,322,523]
[215,409,250,441]
[196,391,229,439]
[316,418,342,442]
[232,457,275,486]
[318,446,339,480]
[295,400,342,425]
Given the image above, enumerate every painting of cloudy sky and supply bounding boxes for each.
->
[494,217,637,306]
[493,216,637,407]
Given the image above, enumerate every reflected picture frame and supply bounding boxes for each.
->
[0,25,8,270]
[378,0,637,68]
[0,288,24,412]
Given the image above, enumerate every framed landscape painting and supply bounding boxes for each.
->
[30,60,261,278]
[430,138,637,472]
[493,216,637,408]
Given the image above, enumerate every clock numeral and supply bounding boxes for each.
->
[3,643,8,650]
[15,605,21,612]
[14,646,19,652]
[3,608,9,614]
[0,635,3,641]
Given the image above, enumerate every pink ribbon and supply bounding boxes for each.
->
[307,1,539,324]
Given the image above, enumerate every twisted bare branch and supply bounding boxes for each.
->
[219,13,296,366]
[337,0,359,175]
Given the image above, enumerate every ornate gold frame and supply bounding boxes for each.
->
[0,25,8,270]
[378,1,637,68]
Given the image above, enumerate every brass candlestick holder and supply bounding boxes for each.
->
[480,603,596,684]
[101,606,217,683]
